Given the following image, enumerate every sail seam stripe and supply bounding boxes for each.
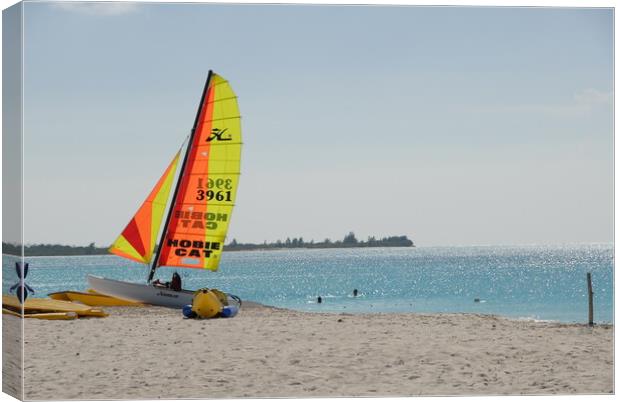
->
[180,202,237,206]
[186,172,240,175]
[194,142,243,147]
[205,96,237,104]
[201,116,241,122]
[169,233,227,238]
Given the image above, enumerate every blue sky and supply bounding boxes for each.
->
[15,3,613,246]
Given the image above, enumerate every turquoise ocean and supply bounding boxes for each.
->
[2,244,613,324]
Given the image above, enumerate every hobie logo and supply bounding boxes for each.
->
[156,291,179,298]
[206,128,232,142]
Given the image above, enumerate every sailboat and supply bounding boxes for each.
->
[87,70,242,308]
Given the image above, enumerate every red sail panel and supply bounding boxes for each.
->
[156,73,242,270]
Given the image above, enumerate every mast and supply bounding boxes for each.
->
[147,70,214,283]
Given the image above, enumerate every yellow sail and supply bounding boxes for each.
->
[109,152,181,263]
[155,73,242,270]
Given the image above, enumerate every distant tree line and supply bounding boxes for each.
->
[2,242,108,257]
[2,233,414,256]
[225,232,414,251]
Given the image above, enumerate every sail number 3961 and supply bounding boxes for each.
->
[196,178,233,201]
[196,190,232,202]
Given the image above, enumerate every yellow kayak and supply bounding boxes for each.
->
[48,290,143,306]
[2,308,78,320]
[48,292,71,301]
[2,296,108,317]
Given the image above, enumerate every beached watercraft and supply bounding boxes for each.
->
[88,71,242,309]
[48,290,143,306]
[3,308,78,320]
[2,296,108,317]
[87,276,194,307]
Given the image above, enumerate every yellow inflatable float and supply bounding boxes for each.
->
[191,289,223,319]
[183,288,241,319]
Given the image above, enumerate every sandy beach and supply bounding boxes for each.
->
[3,315,23,399]
[14,303,613,399]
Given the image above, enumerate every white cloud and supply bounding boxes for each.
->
[574,88,613,105]
[465,102,590,119]
[465,88,612,119]
[52,2,140,16]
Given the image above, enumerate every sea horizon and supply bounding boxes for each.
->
[2,240,614,257]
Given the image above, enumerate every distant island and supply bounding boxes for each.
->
[225,232,414,251]
[2,242,109,257]
[2,232,414,257]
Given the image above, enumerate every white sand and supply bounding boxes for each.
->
[3,315,23,399]
[14,304,613,399]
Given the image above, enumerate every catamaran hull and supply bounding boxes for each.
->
[87,275,194,308]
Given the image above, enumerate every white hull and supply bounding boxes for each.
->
[87,275,195,308]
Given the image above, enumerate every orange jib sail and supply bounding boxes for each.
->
[109,152,181,263]
[156,73,242,270]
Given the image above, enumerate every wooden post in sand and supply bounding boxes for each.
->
[587,272,594,327]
